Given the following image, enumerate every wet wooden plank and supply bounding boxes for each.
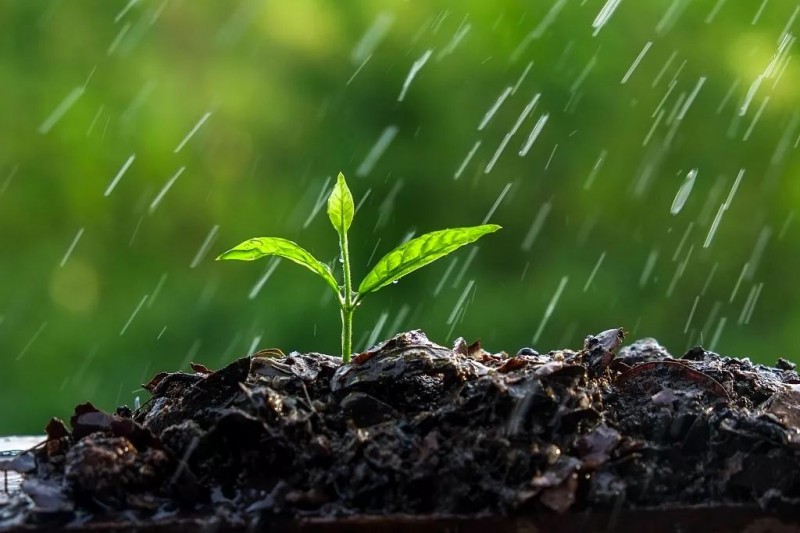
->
[1,436,44,493]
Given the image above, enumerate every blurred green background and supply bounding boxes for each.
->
[1,0,798,433]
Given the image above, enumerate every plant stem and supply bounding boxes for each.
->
[340,306,354,364]
[339,228,354,363]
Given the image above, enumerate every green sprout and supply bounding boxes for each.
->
[217,172,500,363]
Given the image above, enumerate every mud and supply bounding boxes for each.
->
[2,329,800,530]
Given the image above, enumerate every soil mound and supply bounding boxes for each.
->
[3,329,800,530]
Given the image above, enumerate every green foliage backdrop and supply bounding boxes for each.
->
[1,0,798,433]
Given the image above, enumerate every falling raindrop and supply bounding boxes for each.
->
[752,0,769,24]
[107,23,132,56]
[121,81,157,123]
[174,112,212,153]
[357,125,398,177]
[739,282,764,325]
[652,50,677,87]
[190,225,220,268]
[729,263,750,303]
[302,176,333,229]
[620,41,653,84]
[639,249,659,288]
[656,0,691,35]
[485,93,539,173]
[15,321,48,361]
[180,339,203,370]
[582,149,607,190]
[592,0,623,36]
[704,0,727,24]
[745,226,772,280]
[347,55,371,86]
[701,262,719,296]
[452,248,479,289]
[519,114,549,157]
[545,144,558,169]
[684,295,700,333]
[437,16,471,61]
[454,140,481,179]
[666,244,694,297]
[481,182,512,224]
[701,301,722,342]
[778,211,795,240]
[447,279,475,325]
[744,283,764,324]
[434,258,459,296]
[511,61,533,95]
[364,311,389,350]
[351,12,394,64]
[511,0,567,61]
[677,77,706,121]
[86,105,105,136]
[713,82,739,120]
[398,49,433,102]
[478,86,512,130]
[569,54,597,93]
[59,227,85,268]
[743,97,770,141]
[147,273,168,309]
[583,252,606,292]
[149,167,186,214]
[38,86,84,134]
[114,0,139,23]
[533,276,568,344]
[0,165,18,201]
[120,295,149,336]
[708,316,727,352]
[703,168,744,248]
[520,201,552,252]
[248,258,282,300]
[672,222,694,261]
[246,334,263,357]
[670,168,697,214]
[388,304,411,336]
[104,154,136,197]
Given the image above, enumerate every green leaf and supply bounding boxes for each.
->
[358,224,501,296]
[327,172,354,236]
[216,237,339,295]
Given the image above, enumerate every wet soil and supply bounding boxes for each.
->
[3,329,800,531]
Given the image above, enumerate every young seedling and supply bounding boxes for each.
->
[217,172,500,363]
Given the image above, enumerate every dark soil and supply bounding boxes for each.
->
[3,329,800,531]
